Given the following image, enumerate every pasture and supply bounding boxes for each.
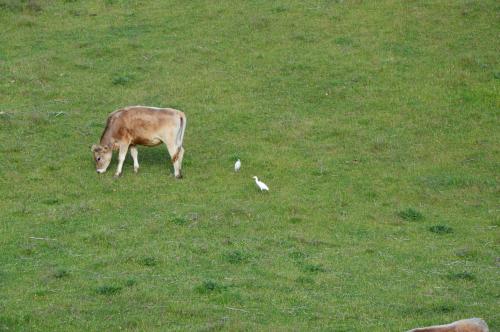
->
[0,0,498,330]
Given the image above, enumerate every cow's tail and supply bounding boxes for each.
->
[172,112,186,163]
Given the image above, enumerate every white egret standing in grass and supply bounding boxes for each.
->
[234,159,241,172]
[252,176,269,192]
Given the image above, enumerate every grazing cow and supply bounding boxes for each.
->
[407,318,488,332]
[91,106,186,178]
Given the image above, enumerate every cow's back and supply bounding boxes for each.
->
[105,106,182,146]
[408,318,488,332]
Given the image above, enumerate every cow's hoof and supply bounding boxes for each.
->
[134,168,139,174]
[113,173,122,179]
[175,174,183,179]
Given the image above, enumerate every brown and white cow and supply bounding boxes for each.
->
[91,106,186,178]
[407,318,488,332]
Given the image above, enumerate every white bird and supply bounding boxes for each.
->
[252,176,269,192]
[234,159,241,172]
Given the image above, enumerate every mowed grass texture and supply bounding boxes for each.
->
[0,1,498,331]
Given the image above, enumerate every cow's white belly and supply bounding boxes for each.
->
[149,137,162,145]
[132,136,162,146]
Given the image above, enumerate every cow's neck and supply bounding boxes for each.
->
[100,129,115,149]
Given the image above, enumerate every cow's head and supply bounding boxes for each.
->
[91,144,113,173]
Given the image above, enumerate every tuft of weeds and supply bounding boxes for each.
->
[335,36,353,46]
[433,304,457,313]
[125,278,137,287]
[0,0,23,12]
[312,168,330,176]
[398,208,424,221]
[111,74,134,86]
[170,216,188,225]
[447,271,475,281]
[95,285,122,295]
[303,263,325,273]
[271,5,288,13]
[289,250,307,260]
[0,0,42,13]
[52,269,69,279]
[295,276,314,284]
[42,198,60,205]
[429,225,453,234]
[139,256,157,267]
[455,248,478,259]
[25,0,41,12]
[196,280,226,294]
[404,303,457,316]
[224,250,247,264]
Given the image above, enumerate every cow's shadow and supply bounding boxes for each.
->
[132,146,174,173]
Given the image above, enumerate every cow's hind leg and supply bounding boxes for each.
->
[164,141,183,179]
[130,146,139,173]
[114,144,129,177]
[174,146,184,178]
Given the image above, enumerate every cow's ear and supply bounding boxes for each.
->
[91,144,101,152]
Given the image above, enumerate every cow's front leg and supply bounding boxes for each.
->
[130,146,139,173]
[114,144,129,177]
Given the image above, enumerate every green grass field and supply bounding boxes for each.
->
[0,1,498,331]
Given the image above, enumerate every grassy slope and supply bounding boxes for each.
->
[0,0,498,331]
